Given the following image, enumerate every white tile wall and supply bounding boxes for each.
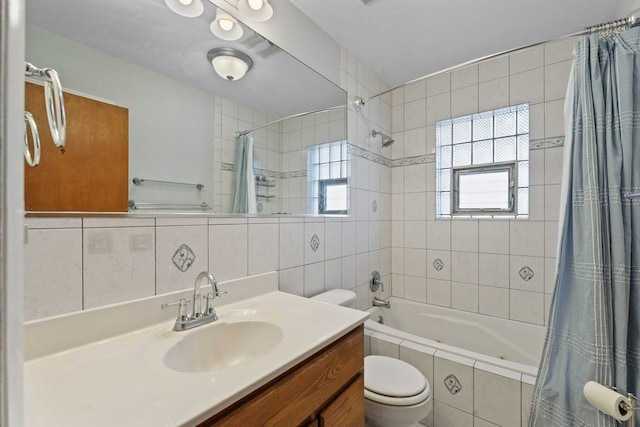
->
[392,37,573,327]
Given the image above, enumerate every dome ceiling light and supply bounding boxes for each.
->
[163,0,204,17]
[210,8,243,41]
[207,47,254,81]
[237,0,273,22]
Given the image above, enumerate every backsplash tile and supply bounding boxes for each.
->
[83,227,155,309]
[156,225,208,294]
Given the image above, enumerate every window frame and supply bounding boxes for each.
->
[452,162,516,215]
[318,178,348,215]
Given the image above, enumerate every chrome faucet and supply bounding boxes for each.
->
[161,271,226,331]
[372,296,390,309]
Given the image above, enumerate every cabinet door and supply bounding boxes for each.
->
[319,374,365,427]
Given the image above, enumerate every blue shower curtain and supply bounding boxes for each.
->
[231,134,257,214]
[530,28,640,426]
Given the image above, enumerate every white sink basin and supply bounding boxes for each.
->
[163,320,284,373]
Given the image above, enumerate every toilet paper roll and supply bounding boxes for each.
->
[583,381,633,422]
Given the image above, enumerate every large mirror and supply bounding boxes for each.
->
[24,0,347,215]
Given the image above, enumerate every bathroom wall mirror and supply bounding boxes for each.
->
[24,0,347,215]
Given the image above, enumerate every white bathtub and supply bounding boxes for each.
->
[366,297,546,376]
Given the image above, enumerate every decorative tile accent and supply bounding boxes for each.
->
[310,234,320,252]
[257,202,264,213]
[390,154,436,167]
[519,266,535,281]
[529,136,564,151]
[433,258,445,271]
[280,170,307,178]
[220,162,234,171]
[172,244,195,272]
[347,144,393,167]
[444,374,462,394]
[372,200,378,213]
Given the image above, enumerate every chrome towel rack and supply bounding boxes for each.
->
[132,177,204,191]
[128,200,211,210]
[24,62,67,167]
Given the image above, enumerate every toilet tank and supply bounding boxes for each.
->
[310,289,357,308]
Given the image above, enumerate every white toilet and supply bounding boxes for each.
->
[310,290,433,427]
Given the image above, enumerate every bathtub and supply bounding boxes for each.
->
[365,297,547,425]
[366,297,545,375]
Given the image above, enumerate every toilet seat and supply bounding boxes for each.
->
[364,355,431,406]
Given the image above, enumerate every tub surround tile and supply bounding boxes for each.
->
[433,401,473,427]
[24,228,83,320]
[510,289,545,325]
[434,352,474,413]
[479,253,510,288]
[356,252,370,286]
[510,45,544,74]
[522,381,534,427]
[357,222,370,254]
[544,100,565,140]
[405,275,428,303]
[451,65,478,90]
[426,221,451,250]
[356,283,370,310]
[427,73,451,97]
[451,252,479,284]
[474,367,522,427]
[404,221,427,249]
[451,282,479,313]
[474,417,500,427]
[451,221,479,253]
[479,285,510,319]
[404,191,427,221]
[427,250,451,281]
[427,278,452,307]
[544,60,573,101]
[479,56,509,82]
[509,221,544,257]
[451,86,479,118]
[478,221,509,255]
[406,249,428,277]
[370,332,402,358]
[479,77,509,112]
[341,221,357,256]
[509,255,544,292]
[426,92,451,126]
[510,68,544,105]
[391,274,405,298]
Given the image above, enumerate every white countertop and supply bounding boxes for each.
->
[24,288,368,427]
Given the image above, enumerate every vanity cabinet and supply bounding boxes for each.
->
[199,325,364,427]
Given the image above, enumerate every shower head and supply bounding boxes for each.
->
[372,130,394,148]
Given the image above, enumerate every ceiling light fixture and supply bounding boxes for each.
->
[237,0,273,22]
[210,8,243,41]
[207,48,253,81]
[164,0,204,17]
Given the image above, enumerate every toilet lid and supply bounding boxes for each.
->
[364,355,427,398]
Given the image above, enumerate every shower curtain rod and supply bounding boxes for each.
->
[235,104,346,137]
[353,8,640,109]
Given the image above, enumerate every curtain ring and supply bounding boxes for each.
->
[43,68,66,151]
[24,111,41,167]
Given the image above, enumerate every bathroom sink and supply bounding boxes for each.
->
[163,320,284,373]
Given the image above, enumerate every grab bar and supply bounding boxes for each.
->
[23,112,41,167]
[25,62,67,152]
[128,200,211,210]
[132,177,204,190]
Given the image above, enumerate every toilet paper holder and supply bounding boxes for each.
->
[584,381,638,426]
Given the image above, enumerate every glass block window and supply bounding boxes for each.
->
[307,140,349,214]
[436,104,529,218]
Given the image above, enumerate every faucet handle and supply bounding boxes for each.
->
[204,293,219,320]
[161,298,191,323]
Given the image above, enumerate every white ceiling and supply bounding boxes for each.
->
[290,0,622,87]
[25,0,346,118]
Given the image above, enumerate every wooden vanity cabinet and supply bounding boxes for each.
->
[199,325,364,427]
